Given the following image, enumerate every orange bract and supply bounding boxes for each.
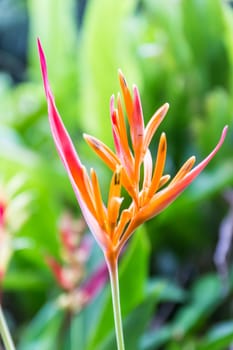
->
[38,39,227,260]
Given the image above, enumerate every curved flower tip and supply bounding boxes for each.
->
[116,125,228,251]
[135,125,228,225]
[37,39,83,180]
[37,39,49,97]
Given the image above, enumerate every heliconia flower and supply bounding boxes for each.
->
[79,262,108,305]
[38,39,227,264]
[57,262,108,312]
[59,213,87,257]
[46,257,76,291]
[47,213,92,290]
[48,256,108,312]
[46,212,108,312]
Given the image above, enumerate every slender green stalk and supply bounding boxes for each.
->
[108,259,125,350]
[0,305,15,350]
[69,310,75,350]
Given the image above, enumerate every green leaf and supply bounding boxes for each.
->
[28,0,79,132]
[171,274,223,338]
[61,312,88,350]
[193,88,232,158]
[28,0,77,83]
[141,274,227,350]
[18,302,65,350]
[3,270,49,291]
[140,279,186,350]
[198,321,233,350]
[181,0,227,84]
[144,0,192,70]
[147,278,186,303]
[141,326,172,350]
[0,83,44,130]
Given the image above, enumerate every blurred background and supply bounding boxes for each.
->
[1,0,233,349]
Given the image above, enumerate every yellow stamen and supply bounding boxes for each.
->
[142,149,153,190]
[170,156,196,185]
[158,174,171,189]
[83,134,120,171]
[113,209,132,245]
[147,133,167,199]
[108,197,123,238]
[118,70,133,127]
[108,166,122,201]
[75,166,96,218]
[121,169,138,205]
[106,167,123,236]
[90,169,107,229]
[139,187,149,208]
[143,103,169,155]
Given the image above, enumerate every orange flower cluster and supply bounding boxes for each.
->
[47,213,108,312]
[38,39,227,265]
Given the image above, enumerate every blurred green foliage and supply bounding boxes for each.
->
[0,0,233,349]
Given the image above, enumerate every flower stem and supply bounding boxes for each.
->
[107,258,125,350]
[0,305,15,350]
